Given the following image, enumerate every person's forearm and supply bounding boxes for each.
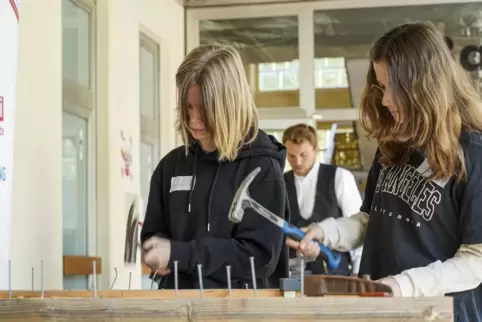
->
[317,212,369,252]
[391,244,482,297]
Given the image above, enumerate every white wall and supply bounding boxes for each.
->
[11,0,63,290]
[10,0,184,291]
[95,0,184,290]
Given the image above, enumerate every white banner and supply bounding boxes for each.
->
[0,0,19,290]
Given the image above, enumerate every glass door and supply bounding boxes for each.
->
[62,111,89,290]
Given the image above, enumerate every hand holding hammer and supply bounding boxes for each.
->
[228,167,341,270]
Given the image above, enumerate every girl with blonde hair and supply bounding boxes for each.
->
[287,22,482,321]
[141,43,289,289]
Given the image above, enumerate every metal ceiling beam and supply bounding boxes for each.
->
[184,0,317,8]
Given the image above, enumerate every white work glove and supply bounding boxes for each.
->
[286,224,324,260]
[142,236,171,275]
[376,277,402,296]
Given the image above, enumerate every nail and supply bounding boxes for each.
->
[31,267,35,291]
[226,265,232,298]
[197,264,203,298]
[110,267,118,290]
[249,256,257,296]
[8,260,11,299]
[150,271,158,290]
[300,258,304,297]
[174,261,179,296]
[40,260,44,299]
[92,260,97,299]
[128,272,132,290]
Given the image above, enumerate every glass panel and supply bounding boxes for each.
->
[140,141,155,214]
[200,16,300,108]
[140,46,157,119]
[62,0,91,88]
[258,72,279,91]
[62,112,89,290]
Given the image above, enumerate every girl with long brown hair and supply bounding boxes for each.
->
[287,22,482,322]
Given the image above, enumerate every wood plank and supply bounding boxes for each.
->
[63,256,102,276]
[0,297,453,321]
[0,289,283,299]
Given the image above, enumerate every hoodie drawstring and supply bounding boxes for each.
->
[188,149,198,213]
[187,144,220,233]
[206,164,220,232]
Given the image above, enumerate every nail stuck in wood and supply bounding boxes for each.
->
[197,264,203,298]
[249,256,257,296]
[226,265,232,298]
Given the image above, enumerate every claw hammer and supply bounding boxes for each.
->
[228,167,341,270]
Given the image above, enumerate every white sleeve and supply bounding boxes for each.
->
[391,244,482,297]
[334,168,364,273]
[317,212,369,253]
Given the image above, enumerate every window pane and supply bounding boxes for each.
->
[140,46,157,119]
[200,16,300,106]
[280,71,298,90]
[259,72,279,91]
[140,141,155,212]
[320,70,340,88]
[62,0,91,88]
[62,112,89,290]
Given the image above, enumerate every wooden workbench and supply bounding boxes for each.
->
[0,289,453,321]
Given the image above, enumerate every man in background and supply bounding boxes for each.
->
[282,123,363,276]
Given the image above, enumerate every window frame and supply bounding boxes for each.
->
[139,32,161,160]
[61,0,97,288]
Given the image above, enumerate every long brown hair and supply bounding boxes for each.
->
[360,21,482,180]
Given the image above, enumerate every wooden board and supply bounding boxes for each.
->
[0,289,282,299]
[0,296,453,321]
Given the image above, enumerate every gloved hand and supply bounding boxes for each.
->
[142,236,171,272]
[376,276,402,296]
[286,224,324,260]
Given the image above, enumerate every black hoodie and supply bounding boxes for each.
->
[141,129,289,289]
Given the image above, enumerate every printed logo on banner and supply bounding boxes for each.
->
[0,96,4,136]
[0,165,6,192]
[0,96,4,121]
[0,166,6,182]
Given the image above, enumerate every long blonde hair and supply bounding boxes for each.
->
[360,21,482,180]
[176,43,258,161]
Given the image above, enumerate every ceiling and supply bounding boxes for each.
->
[199,2,482,62]
[185,0,314,8]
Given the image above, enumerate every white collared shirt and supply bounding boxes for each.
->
[293,163,363,273]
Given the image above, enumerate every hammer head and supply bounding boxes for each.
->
[124,201,139,265]
[228,167,262,224]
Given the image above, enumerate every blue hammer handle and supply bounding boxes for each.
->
[282,221,341,270]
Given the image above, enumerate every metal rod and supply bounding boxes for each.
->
[128,272,132,290]
[197,264,204,298]
[40,260,44,299]
[92,260,97,299]
[8,260,11,299]
[31,267,34,291]
[150,270,158,290]
[300,258,305,297]
[110,267,118,290]
[226,265,232,298]
[174,261,179,296]
[249,256,257,296]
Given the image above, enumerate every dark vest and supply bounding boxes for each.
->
[284,164,352,275]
